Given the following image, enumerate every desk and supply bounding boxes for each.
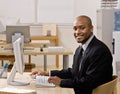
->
[0,73,120,94]
[0,40,50,70]
[0,40,50,47]
[0,73,74,94]
[0,48,73,71]
[31,36,59,68]
[25,48,73,70]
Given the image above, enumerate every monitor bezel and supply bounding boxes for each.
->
[6,25,31,43]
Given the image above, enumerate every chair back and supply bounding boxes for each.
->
[92,75,118,94]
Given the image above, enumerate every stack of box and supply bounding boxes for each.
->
[101,0,119,9]
[114,11,120,31]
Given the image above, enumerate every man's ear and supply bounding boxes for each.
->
[90,26,93,32]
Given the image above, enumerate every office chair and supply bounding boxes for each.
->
[92,75,118,94]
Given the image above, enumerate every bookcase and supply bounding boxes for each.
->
[30,35,59,68]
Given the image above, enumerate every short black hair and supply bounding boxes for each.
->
[76,15,93,27]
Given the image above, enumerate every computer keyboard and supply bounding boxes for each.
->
[36,76,55,87]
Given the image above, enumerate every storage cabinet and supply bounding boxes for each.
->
[113,32,120,76]
[96,9,120,53]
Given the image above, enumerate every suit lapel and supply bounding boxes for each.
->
[78,37,96,75]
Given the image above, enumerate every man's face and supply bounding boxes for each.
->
[73,17,93,44]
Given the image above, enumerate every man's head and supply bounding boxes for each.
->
[73,15,93,44]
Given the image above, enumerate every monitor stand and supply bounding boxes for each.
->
[7,63,30,86]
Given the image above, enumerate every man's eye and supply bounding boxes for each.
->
[73,26,77,31]
[79,26,85,30]
[73,26,86,31]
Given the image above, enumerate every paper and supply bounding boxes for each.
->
[0,87,36,94]
[48,46,64,52]
[36,76,55,87]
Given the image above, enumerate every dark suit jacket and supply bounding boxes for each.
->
[51,36,113,94]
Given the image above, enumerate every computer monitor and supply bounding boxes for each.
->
[7,37,30,86]
[6,25,31,43]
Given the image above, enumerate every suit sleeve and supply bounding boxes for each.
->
[51,68,73,79]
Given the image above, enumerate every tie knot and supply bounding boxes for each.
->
[80,47,84,55]
[81,47,83,51]
[80,47,83,51]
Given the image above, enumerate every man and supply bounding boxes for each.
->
[31,15,113,94]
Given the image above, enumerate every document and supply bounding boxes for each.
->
[36,75,55,87]
[0,87,36,94]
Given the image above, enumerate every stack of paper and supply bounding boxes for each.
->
[0,87,36,94]
[48,46,64,52]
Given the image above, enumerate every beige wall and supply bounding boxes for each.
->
[0,0,101,67]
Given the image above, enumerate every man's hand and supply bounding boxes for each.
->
[48,76,62,86]
[31,70,49,76]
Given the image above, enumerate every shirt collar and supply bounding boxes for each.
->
[82,34,94,51]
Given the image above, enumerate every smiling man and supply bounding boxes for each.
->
[73,16,93,44]
[31,15,113,94]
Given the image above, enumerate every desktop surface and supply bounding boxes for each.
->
[0,72,74,94]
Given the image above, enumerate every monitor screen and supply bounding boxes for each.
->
[7,37,30,86]
[13,37,24,74]
[6,25,31,43]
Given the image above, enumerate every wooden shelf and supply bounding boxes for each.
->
[31,36,58,40]
[30,36,59,68]
[0,35,60,69]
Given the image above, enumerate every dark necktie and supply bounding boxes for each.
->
[79,47,84,71]
[76,47,84,73]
